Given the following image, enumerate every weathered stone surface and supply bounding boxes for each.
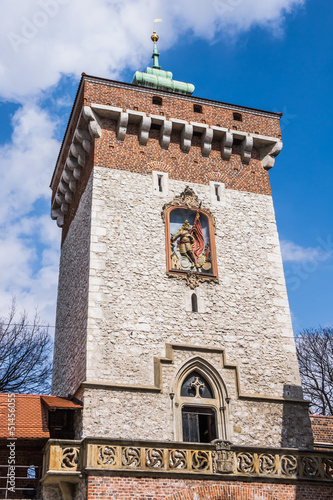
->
[52,166,312,448]
[51,177,92,396]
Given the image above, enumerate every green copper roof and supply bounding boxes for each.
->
[132,31,195,96]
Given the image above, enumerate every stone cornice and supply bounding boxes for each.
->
[51,103,282,227]
[91,102,283,167]
[50,106,101,228]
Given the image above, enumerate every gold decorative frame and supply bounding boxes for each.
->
[163,188,218,286]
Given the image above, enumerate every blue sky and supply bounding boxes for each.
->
[0,0,332,333]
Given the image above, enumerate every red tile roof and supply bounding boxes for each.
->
[0,394,82,439]
[41,395,82,410]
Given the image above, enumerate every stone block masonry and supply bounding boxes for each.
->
[52,163,312,448]
[51,174,92,397]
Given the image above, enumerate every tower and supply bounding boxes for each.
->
[42,32,333,500]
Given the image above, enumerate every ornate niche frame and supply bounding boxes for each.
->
[163,187,218,287]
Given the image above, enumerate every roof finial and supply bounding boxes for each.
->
[131,19,195,96]
[151,19,162,70]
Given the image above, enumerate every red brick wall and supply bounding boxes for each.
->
[54,77,282,243]
[86,79,277,197]
[94,119,270,194]
[84,80,281,139]
[86,476,333,500]
[310,415,333,448]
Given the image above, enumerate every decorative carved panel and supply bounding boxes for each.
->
[163,188,218,287]
[43,439,333,483]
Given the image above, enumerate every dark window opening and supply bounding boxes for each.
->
[215,185,220,202]
[153,96,162,106]
[182,406,217,443]
[151,123,161,131]
[181,371,214,398]
[48,410,75,439]
[233,138,242,146]
[233,112,242,122]
[157,175,163,192]
[194,104,203,113]
[193,131,202,137]
[191,293,198,312]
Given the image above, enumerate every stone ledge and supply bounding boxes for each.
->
[74,343,308,407]
[91,103,282,166]
[42,438,333,484]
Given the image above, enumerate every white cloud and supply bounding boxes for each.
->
[0,103,60,223]
[0,104,60,324]
[0,0,305,100]
[0,214,60,326]
[280,240,326,263]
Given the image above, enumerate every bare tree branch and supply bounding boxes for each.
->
[296,326,333,415]
[0,300,52,393]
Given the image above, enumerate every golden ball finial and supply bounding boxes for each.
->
[151,30,159,43]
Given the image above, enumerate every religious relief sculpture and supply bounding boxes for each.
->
[163,188,218,285]
[170,211,212,274]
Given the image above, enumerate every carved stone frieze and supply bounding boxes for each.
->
[61,447,80,470]
[44,440,333,483]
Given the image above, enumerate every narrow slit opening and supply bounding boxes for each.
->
[191,293,198,312]
[157,175,163,192]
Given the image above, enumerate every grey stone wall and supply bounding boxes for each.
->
[86,167,299,388]
[80,166,311,448]
[52,165,312,447]
[51,176,92,397]
[41,485,62,500]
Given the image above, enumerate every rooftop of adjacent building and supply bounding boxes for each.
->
[0,393,82,440]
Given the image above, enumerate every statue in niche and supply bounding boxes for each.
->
[171,220,198,268]
[170,211,212,273]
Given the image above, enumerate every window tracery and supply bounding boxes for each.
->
[172,360,229,444]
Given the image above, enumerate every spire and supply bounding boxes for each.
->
[151,30,160,70]
[131,25,195,96]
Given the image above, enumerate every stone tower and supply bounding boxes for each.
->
[43,32,333,500]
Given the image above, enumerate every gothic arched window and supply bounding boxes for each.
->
[172,361,229,444]
[180,371,216,443]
